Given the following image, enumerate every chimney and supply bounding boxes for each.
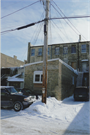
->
[14,55,17,59]
[78,35,81,42]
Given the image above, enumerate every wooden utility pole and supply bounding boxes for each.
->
[42,0,49,104]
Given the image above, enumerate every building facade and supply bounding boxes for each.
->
[24,59,77,100]
[27,41,90,72]
[1,53,25,68]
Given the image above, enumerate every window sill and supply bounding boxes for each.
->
[38,55,42,57]
[33,82,42,84]
[81,52,86,53]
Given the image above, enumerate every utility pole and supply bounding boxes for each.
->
[42,0,49,104]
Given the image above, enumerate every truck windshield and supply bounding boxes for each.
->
[6,87,18,94]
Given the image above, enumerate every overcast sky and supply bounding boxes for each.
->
[1,0,90,61]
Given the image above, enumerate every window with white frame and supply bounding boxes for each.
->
[31,49,35,56]
[55,47,59,55]
[81,44,86,53]
[33,71,43,83]
[38,48,42,56]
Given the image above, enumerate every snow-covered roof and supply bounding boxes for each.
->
[81,59,88,62]
[24,58,78,75]
[7,74,24,82]
[7,78,24,82]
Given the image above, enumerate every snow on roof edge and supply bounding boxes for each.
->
[24,58,78,75]
[24,58,60,67]
[7,78,24,82]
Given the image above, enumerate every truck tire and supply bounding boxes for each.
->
[13,101,23,112]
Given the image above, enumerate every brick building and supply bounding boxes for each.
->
[24,58,77,100]
[27,41,89,72]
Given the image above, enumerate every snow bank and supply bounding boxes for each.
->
[1,96,90,134]
[21,96,90,128]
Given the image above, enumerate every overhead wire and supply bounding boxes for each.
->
[51,3,80,37]
[52,19,70,42]
[1,19,44,34]
[51,0,87,40]
[50,1,70,42]
[51,20,64,42]
[20,10,45,60]
[33,22,44,45]
[20,9,45,61]
[30,11,45,45]
[1,15,90,35]
[49,1,53,45]
[1,1,40,19]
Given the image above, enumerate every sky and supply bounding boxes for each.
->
[1,0,90,61]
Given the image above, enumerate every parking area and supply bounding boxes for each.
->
[1,96,90,135]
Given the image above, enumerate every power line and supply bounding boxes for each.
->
[51,3,82,38]
[1,1,39,19]
[51,0,87,40]
[34,22,44,45]
[49,2,70,42]
[1,19,44,34]
[51,20,64,42]
[51,20,70,42]
[30,11,45,44]
[49,16,90,20]
[20,11,45,60]
[1,15,90,34]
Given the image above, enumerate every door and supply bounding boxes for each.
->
[1,89,13,108]
[71,62,76,69]
[82,62,87,72]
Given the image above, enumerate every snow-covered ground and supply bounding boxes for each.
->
[1,96,90,135]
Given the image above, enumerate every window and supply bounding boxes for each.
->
[48,47,50,55]
[1,89,6,95]
[31,49,35,56]
[41,75,43,82]
[33,71,43,83]
[35,75,40,81]
[81,44,86,53]
[71,45,76,53]
[72,76,74,85]
[63,47,68,54]
[55,47,59,55]
[38,48,42,56]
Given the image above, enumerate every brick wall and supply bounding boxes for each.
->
[27,41,89,72]
[24,59,77,100]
